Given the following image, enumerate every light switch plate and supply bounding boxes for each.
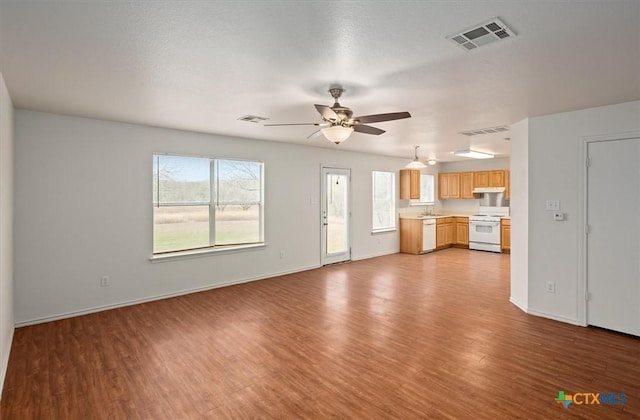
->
[546,200,560,211]
[553,212,565,221]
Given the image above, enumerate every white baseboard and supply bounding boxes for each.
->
[509,296,528,312]
[0,326,15,400]
[15,264,321,328]
[526,307,584,326]
[351,250,398,262]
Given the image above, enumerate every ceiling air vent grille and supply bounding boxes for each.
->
[447,17,517,52]
[238,115,269,123]
[460,125,509,136]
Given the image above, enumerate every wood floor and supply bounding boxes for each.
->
[1,249,638,419]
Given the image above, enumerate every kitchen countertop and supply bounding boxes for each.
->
[399,213,473,220]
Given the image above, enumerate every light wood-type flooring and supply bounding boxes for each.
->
[1,249,638,419]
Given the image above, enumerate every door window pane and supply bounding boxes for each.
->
[327,173,348,254]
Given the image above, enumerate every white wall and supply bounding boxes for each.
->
[0,73,15,397]
[514,100,640,324]
[437,157,510,213]
[13,110,408,325]
[509,119,528,311]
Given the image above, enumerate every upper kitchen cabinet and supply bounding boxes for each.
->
[489,170,505,186]
[474,170,507,188]
[505,170,510,200]
[474,171,490,187]
[438,173,460,199]
[460,172,474,199]
[400,169,420,200]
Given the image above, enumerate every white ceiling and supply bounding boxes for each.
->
[1,1,639,162]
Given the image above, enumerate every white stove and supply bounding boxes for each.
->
[469,206,509,252]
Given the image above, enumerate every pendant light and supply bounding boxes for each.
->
[405,146,427,169]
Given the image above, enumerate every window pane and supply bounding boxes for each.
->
[217,160,262,204]
[215,204,260,245]
[153,206,210,253]
[155,155,210,204]
[420,174,435,203]
[372,171,395,230]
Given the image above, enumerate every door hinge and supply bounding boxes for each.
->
[586,157,591,167]
[585,225,591,235]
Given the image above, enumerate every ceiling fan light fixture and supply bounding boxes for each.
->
[321,125,353,144]
[454,149,495,159]
[406,146,427,169]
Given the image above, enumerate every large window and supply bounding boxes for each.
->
[372,171,396,232]
[153,155,264,254]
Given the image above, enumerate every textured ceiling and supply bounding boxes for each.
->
[1,1,639,161]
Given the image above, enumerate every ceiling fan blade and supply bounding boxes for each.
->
[307,130,323,139]
[353,124,385,135]
[353,112,411,124]
[264,123,320,126]
[314,104,339,121]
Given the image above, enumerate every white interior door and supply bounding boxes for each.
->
[587,137,640,336]
[321,167,351,265]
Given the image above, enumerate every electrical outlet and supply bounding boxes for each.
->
[100,276,110,287]
[545,281,555,293]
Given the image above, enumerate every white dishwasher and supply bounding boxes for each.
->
[422,218,436,253]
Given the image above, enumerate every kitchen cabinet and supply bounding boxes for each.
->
[400,169,420,200]
[454,217,469,247]
[400,218,436,254]
[400,218,422,254]
[474,171,490,188]
[505,170,510,200]
[438,173,459,199]
[501,219,511,253]
[489,170,505,187]
[440,170,508,199]
[460,172,474,199]
[473,170,506,188]
[436,217,454,249]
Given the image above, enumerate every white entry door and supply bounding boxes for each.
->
[321,167,351,265]
[587,137,640,336]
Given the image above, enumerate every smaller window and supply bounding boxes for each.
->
[372,171,396,232]
[419,174,435,204]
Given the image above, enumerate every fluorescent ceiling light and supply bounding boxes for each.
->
[454,149,494,159]
[406,146,427,169]
[321,126,353,144]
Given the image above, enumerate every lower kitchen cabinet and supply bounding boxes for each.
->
[436,217,454,249]
[454,217,469,247]
[501,219,511,253]
[400,219,422,254]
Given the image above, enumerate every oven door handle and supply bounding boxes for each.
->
[469,221,500,227]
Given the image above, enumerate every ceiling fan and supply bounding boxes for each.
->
[264,87,411,144]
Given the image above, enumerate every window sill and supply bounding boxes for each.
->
[371,228,397,234]
[150,243,267,263]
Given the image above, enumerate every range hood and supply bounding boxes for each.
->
[472,187,506,194]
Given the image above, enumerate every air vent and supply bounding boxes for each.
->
[446,17,517,52]
[238,115,269,123]
[460,125,510,136]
